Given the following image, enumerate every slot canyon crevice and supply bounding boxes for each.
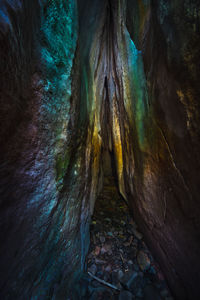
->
[0,0,200,299]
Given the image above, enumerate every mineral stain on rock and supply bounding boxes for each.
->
[0,0,200,299]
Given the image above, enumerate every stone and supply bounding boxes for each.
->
[118,270,124,281]
[90,287,113,300]
[119,290,134,300]
[123,242,130,247]
[90,280,102,289]
[101,243,112,254]
[100,236,106,243]
[103,272,110,282]
[94,246,101,256]
[105,218,111,222]
[96,270,104,278]
[95,258,106,265]
[137,251,151,271]
[88,264,97,275]
[132,228,143,240]
[126,272,144,294]
[119,270,138,286]
[87,253,93,259]
[107,232,113,237]
[105,265,112,272]
[116,282,123,290]
[124,237,133,247]
[132,240,138,247]
[149,266,156,275]
[143,285,161,300]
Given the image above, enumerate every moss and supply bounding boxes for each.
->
[55,151,70,189]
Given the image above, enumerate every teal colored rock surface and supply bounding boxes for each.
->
[0,0,200,299]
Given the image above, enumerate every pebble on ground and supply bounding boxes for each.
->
[80,176,173,300]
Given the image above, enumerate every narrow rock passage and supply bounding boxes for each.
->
[83,173,174,299]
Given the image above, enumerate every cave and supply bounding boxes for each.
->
[0,0,200,299]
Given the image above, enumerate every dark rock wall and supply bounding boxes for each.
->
[0,0,200,299]
[0,1,88,298]
[125,1,200,299]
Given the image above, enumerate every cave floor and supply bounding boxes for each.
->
[81,176,173,300]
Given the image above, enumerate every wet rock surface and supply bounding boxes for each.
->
[1,0,200,298]
[81,176,173,300]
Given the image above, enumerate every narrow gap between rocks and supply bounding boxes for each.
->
[82,150,174,300]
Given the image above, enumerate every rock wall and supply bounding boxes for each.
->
[125,1,200,299]
[0,1,89,298]
[0,0,200,299]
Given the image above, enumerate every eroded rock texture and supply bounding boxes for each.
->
[0,0,200,299]
[0,1,86,298]
[125,1,200,299]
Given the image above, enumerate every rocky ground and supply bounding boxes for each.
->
[79,176,173,300]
